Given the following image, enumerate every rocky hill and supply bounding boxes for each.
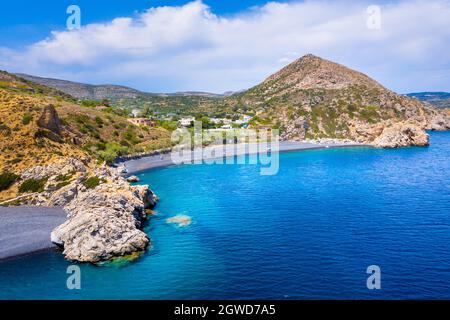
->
[231,54,450,146]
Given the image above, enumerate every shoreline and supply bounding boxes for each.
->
[0,141,367,262]
[123,141,369,175]
[0,206,67,261]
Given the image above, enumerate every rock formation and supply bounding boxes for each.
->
[49,166,157,263]
[35,105,64,143]
[373,122,429,148]
[167,215,192,227]
[127,175,140,183]
[11,158,158,263]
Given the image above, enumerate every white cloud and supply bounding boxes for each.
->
[1,0,449,93]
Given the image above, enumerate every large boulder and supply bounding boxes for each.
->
[35,105,64,143]
[373,122,429,148]
[37,104,62,135]
[51,169,158,263]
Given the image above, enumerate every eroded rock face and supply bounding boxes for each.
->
[21,158,87,181]
[426,112,450,131]
[37,104,62,135]
[373,122,429,148]
[50,168,157,263]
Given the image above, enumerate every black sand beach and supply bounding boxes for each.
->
[123,141,367,174]
[0,206,66,260]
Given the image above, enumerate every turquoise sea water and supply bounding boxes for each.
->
[0,131,449,299]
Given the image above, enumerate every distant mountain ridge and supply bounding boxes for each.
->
[15,73,224,100]
[406,92,450,109]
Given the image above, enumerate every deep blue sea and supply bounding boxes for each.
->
[1,131,449,300]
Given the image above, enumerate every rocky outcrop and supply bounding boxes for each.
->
[37,104,62,134]
[15,158,158,263]
[50,167,157,263]
[47,178,81,207]
[36,105,64,143]
[21,158,87,181]
[373,122,429,148]
[127,175,140,183]
[426,111,450,131]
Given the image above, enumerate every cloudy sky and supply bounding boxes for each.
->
[0,0,449,93]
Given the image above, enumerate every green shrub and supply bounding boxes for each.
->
[55,181,71,190]
[83,176,101,189]
[55,174,72,182]
[95,116,104,126]
[0,172,19,191]
[19,178,48,193]
[8,157,23,165]
[22,113,33,125]
[97,142,129,165]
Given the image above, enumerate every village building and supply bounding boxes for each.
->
[179,117,195,127]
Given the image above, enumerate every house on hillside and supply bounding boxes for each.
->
[179,117,195,127]
[131,109,140,118]
[95,105,109,111]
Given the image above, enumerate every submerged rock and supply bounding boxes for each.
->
[167,215,192,227]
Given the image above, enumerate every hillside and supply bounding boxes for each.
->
[15,73,145,100]
[407,92,450,109]
[8,55,450,147]
[230,54,450,143]
[16,73,224,102]
[0,72,171,201]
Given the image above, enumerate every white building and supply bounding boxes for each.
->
[210,118,232,125]
[234,115,253,125]
[179,117,195,127]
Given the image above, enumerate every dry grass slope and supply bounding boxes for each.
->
[0,71,171,201]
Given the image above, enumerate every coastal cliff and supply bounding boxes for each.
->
[0,72,166,262]
[2,157,158,263]
[50,165,157,263]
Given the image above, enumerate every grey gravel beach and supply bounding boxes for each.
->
[0,206,66,260]
[124,141,367,174]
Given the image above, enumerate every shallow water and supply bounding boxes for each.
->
[1,131,449,299]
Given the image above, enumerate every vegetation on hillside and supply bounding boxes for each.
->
[0,71,172,175]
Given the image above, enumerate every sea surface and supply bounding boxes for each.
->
[1,131,449,299]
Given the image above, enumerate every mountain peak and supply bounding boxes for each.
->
[257,54,385,97]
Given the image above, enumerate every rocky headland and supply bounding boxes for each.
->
[2,158,158,263]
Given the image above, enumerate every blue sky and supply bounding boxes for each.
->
[0,1,275,47]
[0,0,449,93]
